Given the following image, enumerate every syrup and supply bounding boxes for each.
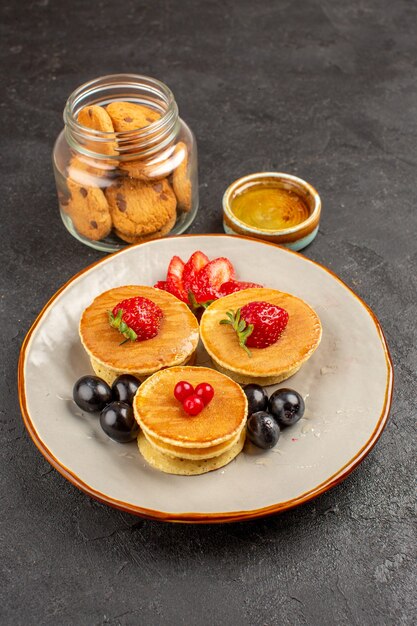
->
[231,181,310,231]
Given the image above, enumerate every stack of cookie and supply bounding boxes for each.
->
[62,101,193,244]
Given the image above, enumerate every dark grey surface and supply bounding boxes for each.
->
[1,0,415,624]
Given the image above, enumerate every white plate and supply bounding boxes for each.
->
[18,235,393,523]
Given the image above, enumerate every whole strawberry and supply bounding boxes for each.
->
[108,296,163,344]
[220,301,288,356]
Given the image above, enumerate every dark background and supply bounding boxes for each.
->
[1,0,416,624]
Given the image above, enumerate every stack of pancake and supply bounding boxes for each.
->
[133,366,248,475]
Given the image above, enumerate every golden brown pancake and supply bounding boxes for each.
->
[79,286,199,384]
[143,428,242,460]
[200,288,322,385]
[134,366,248,448]
[137,428,246,476]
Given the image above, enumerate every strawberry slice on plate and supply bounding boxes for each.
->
[219,280,263,296]
[183,251,209,296]
[166,256,188,302]
[194,257,235,302]
[154,280,169,291]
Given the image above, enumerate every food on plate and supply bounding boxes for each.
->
[243,383,269,415]
[218,280,263,296]
[194,382,215,405]
[244,386,305,450]
[108,295,163,343]
[134,366,248,475]
[111,374,141,405]
[105,178,177,244]
[268,388,305,427]
[154,250,262,308]
[246,411,281,449]
[72,249,315,469]
[219,301,289,355]
[73,375,112,413]
[200,287,322,385]
[100,401,139,443]
[182,394,205,416]
[173,380,214,416]
[79,285,199,385]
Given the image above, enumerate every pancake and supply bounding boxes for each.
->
[200,288,322,385]
[143,428,243,460]
[134,366,248,448]
[79,286,199,385]
[137,428,246,476]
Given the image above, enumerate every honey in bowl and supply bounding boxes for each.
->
[230,181,310,231]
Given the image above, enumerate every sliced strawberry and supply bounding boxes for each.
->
[166,256,187,302]
[183,251,209,296]
[154,280,169,291]
[194,257,235,302]
[219,280,263,296]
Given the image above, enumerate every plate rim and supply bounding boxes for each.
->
[17,234,394,523]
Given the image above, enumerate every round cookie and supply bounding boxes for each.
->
[172,142,192,213]
[118,145,178,182]
[106,102,161,132]
[118,159,166,182]
[105,178,177,241]
[67,155,117,187]
[77,105,116,156]
[65,178,112,241]
[114,210,176,244]
[137,428,246,476]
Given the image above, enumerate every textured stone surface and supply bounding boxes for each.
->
[1,0,416,624]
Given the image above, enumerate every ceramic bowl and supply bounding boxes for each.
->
[222,172,321,251]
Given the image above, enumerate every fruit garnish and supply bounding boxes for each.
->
[174,380,195,403]
[195,382,214,405]
[243,384,268,414]
[219,280,263,295]
[153,251,238,308]
[183,394,205,416]
[183,251,209,295]
[188,290,214,312]
[220,301,289,356]
[154,280,168,291]
[268,388,305,427]
[112,374,141,405]
[108,296,163,344]
[194,257,235,301]
[73,375,112,413]
[166,256,188,302]
[100,401,139,443]
[247,411,280,449]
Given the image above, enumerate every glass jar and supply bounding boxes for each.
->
[52,74,198,252]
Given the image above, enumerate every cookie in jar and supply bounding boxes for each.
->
[53,74,198,252]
